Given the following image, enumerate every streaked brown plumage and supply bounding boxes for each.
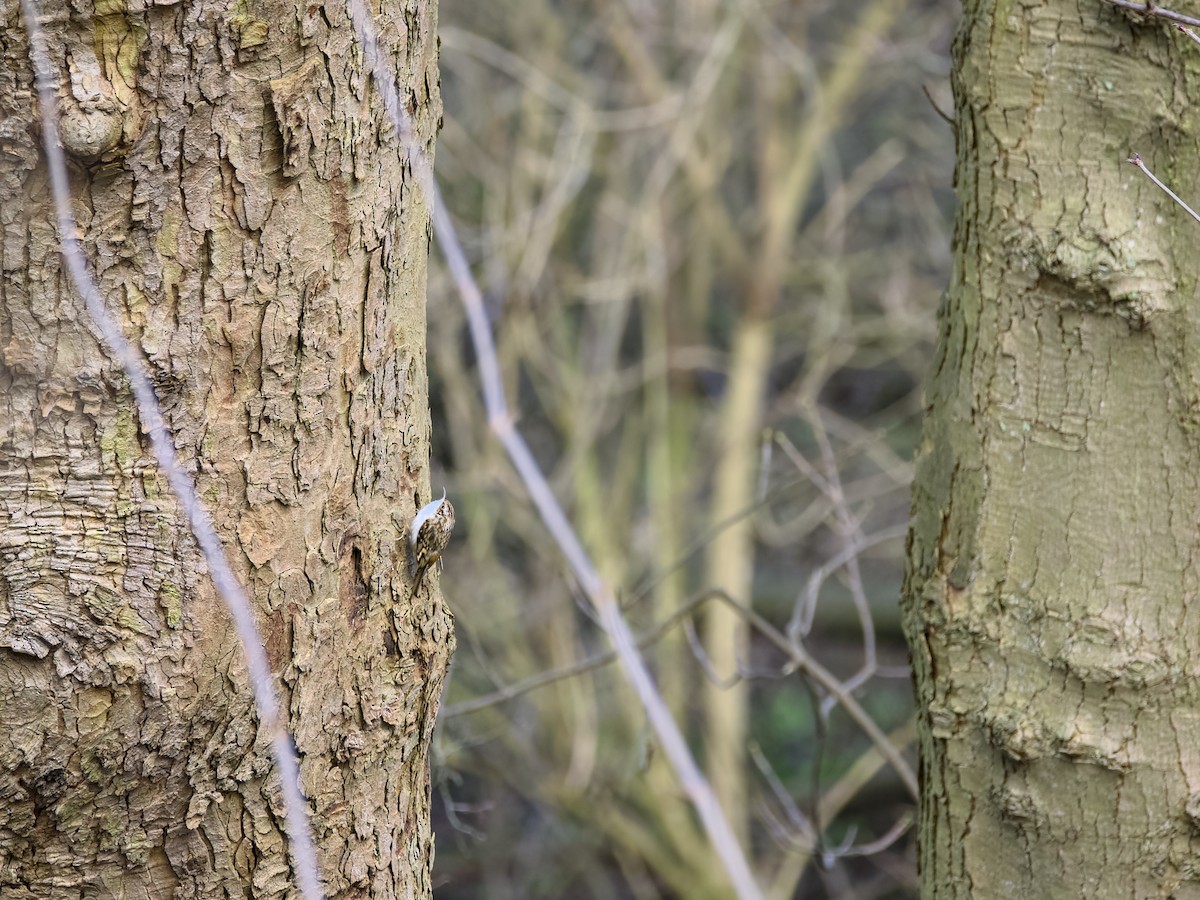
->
[410,491,455,594]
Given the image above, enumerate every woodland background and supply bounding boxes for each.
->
[424,0,956,896]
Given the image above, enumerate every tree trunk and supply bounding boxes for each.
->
[0,1,452,897]
[903,0,1200,895]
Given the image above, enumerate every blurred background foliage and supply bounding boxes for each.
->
[426,0,956,896]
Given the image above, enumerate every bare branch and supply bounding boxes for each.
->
[788,524,909,643]
[752,742,912,866]
[1102,0,1200,27]
[445,588,725,718]
[449,585,918,803]
[922,83,955,127]
[684,615,746,690]
[1128,152,1200,224]
[750,744,817,845]
[347,2,764,898]
[835,814,913,858]
[440,26,687,131]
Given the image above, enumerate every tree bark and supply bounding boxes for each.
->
[0,0,452,897]
[903,0,1200,895]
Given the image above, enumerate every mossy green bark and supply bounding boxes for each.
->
[903,0,1200,896]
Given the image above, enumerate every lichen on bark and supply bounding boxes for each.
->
[0,0,453,896]
[903,0,1200,895]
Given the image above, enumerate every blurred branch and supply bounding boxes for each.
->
[745,599,919,801]
[819,720,918,834]
[430,0,948,892]
[765,719,917,899]
[444,589,729,719]
[764,0,904,285]
[604,5,751,277]
[809,408,879,713]
[787,523,909,643]
[447,585,918,803]
[441,25,688,131]
[799,139,906,250]
[627,473,816,606]
[347,3,763,898]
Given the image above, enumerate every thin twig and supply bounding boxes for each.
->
[18,2,322,898]
[1127,152,1200,224]
[626,472,815,608]
[835,814,913,858]
[445,588,725,718]
[346,2,764,898]
[769,801,911,865]
[440,26,686,132]
[810,410,878,712]
[765,719,917,897]
[921,82,955,127]
[750,744,816,845]
[740,599,919,801]
[453,583,918,801]
[684,615,745,690]
[1102,0,1200,27]
[788,524,909,641]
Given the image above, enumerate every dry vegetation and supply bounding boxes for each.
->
[427,0,956,896]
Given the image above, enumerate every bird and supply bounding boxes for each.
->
[409,488,455,595]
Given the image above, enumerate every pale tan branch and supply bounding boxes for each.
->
[348,3,764,898]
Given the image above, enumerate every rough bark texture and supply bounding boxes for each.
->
[902,0,1200,896]
[0,0,452,897]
